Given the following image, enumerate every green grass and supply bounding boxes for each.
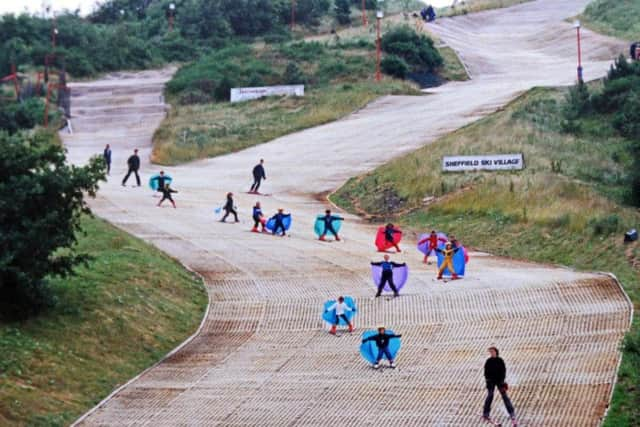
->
[581,0,640,40]
[0,216,208,426]
[153,80,419,165]
[331,86,640,425]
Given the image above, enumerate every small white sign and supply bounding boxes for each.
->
[442,154,525,172]
[230,85,304,103]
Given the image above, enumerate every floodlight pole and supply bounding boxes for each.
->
[291,0,296,31]
[51,17,58,49]
[376,10,383,82]
[574,20,583,82]
[168,3,175,32]
[362,0,368,26]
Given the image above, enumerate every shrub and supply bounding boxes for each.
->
[335,0,352,25]
[0,130,105,319]
[381,55,409,79]
[283,62,307,84]
[562,81,591,123]
[0,98,45,134]
[381,26,443,72]
[589,214,620,235]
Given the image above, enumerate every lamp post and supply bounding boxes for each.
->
[51,17,58,50]
[376,9,383,82]
[291,0,296,31]
[574,20,583,82]
[168,3,175,32]
[362,0,368,27]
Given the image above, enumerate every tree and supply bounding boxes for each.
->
[0,130,105,319]
[381,25,443,72]
[381,55,409,79]
[335,0,352,25]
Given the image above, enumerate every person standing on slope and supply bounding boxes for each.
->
[220,192,239,223]
[150,170,169,193]
[251,201,267,232]
[383,223,402,253]
[270,208,290,236]
[483,347,517,426]
[157,184,177,208]
[250,159,266,194]
[122,148,141,187]
[326,296,354,334]
[371,254,405,298]
[103,144,112,175]
[435,241,460,280]
[362,326,401,369]
[418,230,440,264]
[319,209,343,241]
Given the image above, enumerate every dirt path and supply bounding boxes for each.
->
[65,1,631,426]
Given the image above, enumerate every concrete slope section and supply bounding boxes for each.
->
[66,1,631,426]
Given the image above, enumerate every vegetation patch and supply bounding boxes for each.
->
[439,0,535,17]
[581,0,640,40]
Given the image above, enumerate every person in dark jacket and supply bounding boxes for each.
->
[483,347,517,426]
[319,209,343,241]
[251,201,266,232]
[220,192,239,222]
[631,42,639,60]
[103,144,112,175]
[426,5,436,22]
[270,208,290,236]
[362,326,401,369]
[122,149,141,186]
[150,170,169,192]
[157,184,177,208]
[250,159,267,193]
[383,223,402,253]
[371,254,405,297]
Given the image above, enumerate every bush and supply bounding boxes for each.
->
[0,130,105,319]
[283,62,307,84]
[335,0,352,25]
[381,55,409,79]
[562,81,591,123]
[214,76,235,101]
[589,214,620,235]
[0,98,45,134]
[381,26,443,72]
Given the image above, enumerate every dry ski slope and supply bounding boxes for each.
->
[65,1,631,426]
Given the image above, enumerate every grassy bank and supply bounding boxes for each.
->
[331,87,640,425]
[581,0,640,40]
[439,0,534,17]
[0,216,208,426]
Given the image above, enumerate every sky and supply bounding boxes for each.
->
[1,0,455,17]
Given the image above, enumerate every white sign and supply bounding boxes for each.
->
[230,85,304,103]
[442,154,525,172]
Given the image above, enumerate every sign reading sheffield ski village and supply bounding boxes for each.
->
[230,85,304,103]
[442,154,525,172]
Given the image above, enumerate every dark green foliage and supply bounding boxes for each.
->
[335,0,353,25]
[0,131,106,319]
[381,55,409,79]
[380,26,443,73]
[283,62,307,84]
[351,0,376,10]
[589,214,620,235]
[562,80,591,126]
[0,98,47,135]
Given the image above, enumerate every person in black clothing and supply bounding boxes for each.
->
[483,347,517,426]
[103,144,112,175]
[157,184,177,208]
[631,42,639,60]
[122,149,141,186]
[319,209,343,241]
[383,223,402,253]
[220,192,239,222]
[250,159,266,193]
[370,254,405,297]
[150,170,169,193]
[362,326,401,369]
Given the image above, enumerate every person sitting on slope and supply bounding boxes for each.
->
[325,296,354,335]
[270,208,291,237]
[319,209,343,241]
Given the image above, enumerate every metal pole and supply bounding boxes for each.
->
[576,26,583,82]
[376,17,381,82]
[362,0,368,26]
[291,0,296,31]
[51,18,57,49]
[11,63,19,100]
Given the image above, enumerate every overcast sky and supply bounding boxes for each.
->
[1,0,454,17]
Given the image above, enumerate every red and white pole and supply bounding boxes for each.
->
[574,20,583,82]
[362,0,368,27]
[376,15,381,82]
